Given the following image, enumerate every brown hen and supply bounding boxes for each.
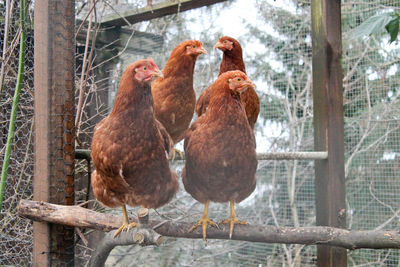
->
[151,40,207,156]
[91,58,179,237]
[183,70,258,240]
[196,36,260,130]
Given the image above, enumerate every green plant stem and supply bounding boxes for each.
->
[0,0,26,212]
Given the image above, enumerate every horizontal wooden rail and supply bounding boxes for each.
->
[18,200,400,249]
[75,149,328,161]
[99,0,228,27]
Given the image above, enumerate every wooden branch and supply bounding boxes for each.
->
[88,227,162,267]
[18,200,400,249]
[138,207,149,225]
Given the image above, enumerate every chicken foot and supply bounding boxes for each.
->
[220,200,248,239]
[114,205,138,238]
[189,200,217,241]
[170,148,184,160]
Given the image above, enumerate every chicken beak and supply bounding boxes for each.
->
[248,81,256,89]
[152,69,164,79]
[213,41,223,50]
[238,79,256,93]
[197,46,208,55]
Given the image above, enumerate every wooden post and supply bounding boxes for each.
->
[311,0,347,266]
[33,0,75,266]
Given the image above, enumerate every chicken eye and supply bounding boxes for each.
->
[237,78,242,81]
[223,40,227,43]
[143,66,147,71]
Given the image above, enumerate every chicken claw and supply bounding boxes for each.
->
[220,200,248,239]
[189,215,217,241]
[114,205,138,238]
[189,200,217,241]
[170,148,184,160]
[114,222,138,238]
[220,216,248,239]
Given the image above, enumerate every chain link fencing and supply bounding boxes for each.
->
[1,0,400,266]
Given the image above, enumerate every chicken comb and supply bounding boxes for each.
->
[145,57,158,68]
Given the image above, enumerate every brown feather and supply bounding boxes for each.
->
[91,59,178,209]
[195,36,260,129]
[152,40,206,143]
[183,70,258,204]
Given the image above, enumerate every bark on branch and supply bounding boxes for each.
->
[88,227,162,267]
[18,199,400,250]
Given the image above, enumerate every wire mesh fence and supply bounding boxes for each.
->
[342,0,400,265]
[0,0,34,265]
[74,1,315,266]
[1,0,400,266]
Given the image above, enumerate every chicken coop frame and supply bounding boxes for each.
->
[28,0,360,266]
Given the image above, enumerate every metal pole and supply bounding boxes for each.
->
[311,0,347,266]
[258,151,328,160]
[75,149,328,161]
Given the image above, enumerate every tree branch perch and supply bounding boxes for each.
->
[88,227,162,267]
[18,199,400,250]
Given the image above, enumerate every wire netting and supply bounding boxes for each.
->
[73,1,317,265]
[1,0,400,266]
[342,0,400,265]
[0,1,34,265]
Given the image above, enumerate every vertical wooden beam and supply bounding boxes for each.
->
[34,0,75,266]
[311,0,347,266]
